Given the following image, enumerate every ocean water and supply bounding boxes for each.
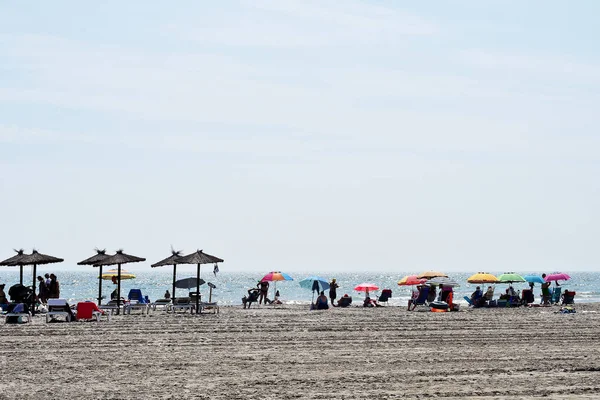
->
[1,269,597,306]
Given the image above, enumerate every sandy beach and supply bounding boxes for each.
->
[1,303,599,400]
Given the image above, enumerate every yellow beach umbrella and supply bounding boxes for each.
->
[102,268,136,280]
[416,270,448,279]
[467,272,499,284]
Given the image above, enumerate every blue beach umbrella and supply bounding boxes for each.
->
[299,276,330,302]
[523,275,545,284]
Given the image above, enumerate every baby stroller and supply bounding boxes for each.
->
[6,284,34,323]
[8,284,34,303]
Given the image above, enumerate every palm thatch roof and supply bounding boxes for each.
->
[17,250,64,265]
[151,249,183,268]
[94,249,146,266]
[77,249,112,266]
[176,249,224,265]
[0,249,26,266]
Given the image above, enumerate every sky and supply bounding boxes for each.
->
[0,1,599,273]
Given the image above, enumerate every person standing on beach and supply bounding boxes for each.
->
[329,278,339,306]
[258,280,269,305]
[48,273,60,299]
[45,273,51,288]
[37,276,48,304]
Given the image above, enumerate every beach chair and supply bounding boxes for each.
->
[561,291,575,305]
[242,290,260,309]
[151,298,172,311]
[5,303,32,324]
[76,302,110,322]
[46,299,75,322]
[125,300,150,315]
[169,297,195,314]
[378,289,392,305]
[551,287,562,304]
[521,289,534,305]
[411,286,430,310]
[128,289,148,304]
[337,296,352,307]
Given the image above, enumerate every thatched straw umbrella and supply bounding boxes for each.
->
[94,250,145,315]
[151,249,183,301]
[77,249,112,304]
[15,250,64,315]
[176,250,224,314]
[0,249,26,284]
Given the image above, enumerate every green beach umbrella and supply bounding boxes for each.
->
[496,272,526,283]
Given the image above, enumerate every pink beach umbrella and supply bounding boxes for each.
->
[354,283,379,298]
[544,272,571,282]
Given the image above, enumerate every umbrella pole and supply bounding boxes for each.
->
[172,264,177,301]
[97,265,103,305]
[117,263,122,315]
[20,265,23,285]
[31,263,37,316]
[195,263,200,314]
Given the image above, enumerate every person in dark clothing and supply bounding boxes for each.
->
[48,274,60,299]
[37,276,48,304]
[329,278,339,307]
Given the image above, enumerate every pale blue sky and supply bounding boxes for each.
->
[1,1,599,273]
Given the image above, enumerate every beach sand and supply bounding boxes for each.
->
[1,303,599,399]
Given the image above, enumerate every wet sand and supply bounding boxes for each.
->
[1,303,599,399]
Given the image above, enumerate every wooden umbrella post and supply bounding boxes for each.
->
[117,263,122,315]
[195,263,201,314]
[31,263,37,316]
[97,265,103,305]
[20,266,23,285]
[172,264,177,301]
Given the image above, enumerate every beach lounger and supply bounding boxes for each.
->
[76,302,110,322]
[551,287,562,304]
[100,300,124,315]
[169,297,196,314]
[5,303,32,324]
[151,298,172,311]
[128,289,149,304]
[378,289,392,305]
[46,299,75,322]
[200,301,219,314]
[125,300,150,315]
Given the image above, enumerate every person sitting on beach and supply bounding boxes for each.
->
[507,285,518,298]
[267,290,283,305]
[242,288,260,309]
[484,286,494,301]
[470,286,483,306]
[363,296,381,307]
[337,294,352,307]
[164,290,171,300]
[0,284,8,308]
[407,285,423,311]
[314,291,329,310]
[427,286,437,303]
[499,289,510,300]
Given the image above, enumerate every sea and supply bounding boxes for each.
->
[2,269,597,306]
